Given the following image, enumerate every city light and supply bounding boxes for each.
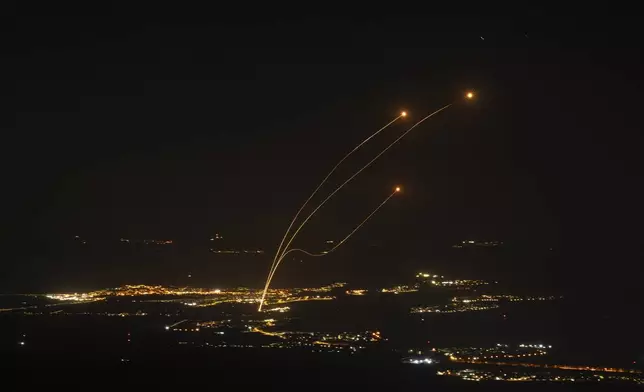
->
[466,91,474,99]
[438,368,643,384]
[402,357,434,365]
[401,111,407,117]
[381,285,418,294]
[262,306,290,313]
[28,280,639,386]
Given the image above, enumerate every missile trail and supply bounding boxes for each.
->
[279,190,397,260]
[259,104,451,311]
[259,190,397,311]
[261,114,405,301]
[270,104,450,270]
[259,105,450,310]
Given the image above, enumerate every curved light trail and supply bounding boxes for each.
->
[259,189,398,311]
[261,113,405,304]
[258,104,451,311]
[280,188,398,259]
[267,103,451,275]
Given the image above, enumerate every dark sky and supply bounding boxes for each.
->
[6,10,644,294]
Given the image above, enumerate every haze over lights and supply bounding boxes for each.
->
[466,91,474,99]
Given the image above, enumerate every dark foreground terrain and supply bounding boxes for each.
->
[8,348,624,391]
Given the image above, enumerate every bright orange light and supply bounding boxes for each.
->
[466,92,474,99]
[395,186,401,193]
[401,111,407,117]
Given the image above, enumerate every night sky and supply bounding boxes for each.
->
[7,10,644,296]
